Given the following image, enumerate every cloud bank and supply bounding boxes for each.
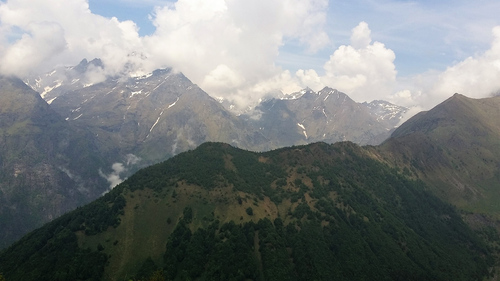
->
[1,0,500,111]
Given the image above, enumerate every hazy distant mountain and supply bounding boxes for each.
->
[363,99,408,128]
[246,87,408,146]
[29,59,408,167]
[0,76,109,249]
[25,58,105,103]
[30,61,268,168]
[380,93,500,212]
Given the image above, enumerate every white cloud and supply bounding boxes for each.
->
[295,69,323,91]
[2,0,500,113]
[350,21,371,49]
[0,0,144,76]
[99,162,126,190]
[125,153,141,165]
[0,0,329,111]
[295,21,500,111]
[394,25,500,109]
[99,154,141,191]
[296,22,397,103]
[429,26,500,101]
[0,21,66,76]
[143,0,329,108]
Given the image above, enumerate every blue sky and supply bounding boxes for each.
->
[87,0,500,77]
[1,0,500,111]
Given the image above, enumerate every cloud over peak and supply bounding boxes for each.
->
[0,0,330,109]
[297,22,397,103]
[1,0,500,112]
[144,0,329,106]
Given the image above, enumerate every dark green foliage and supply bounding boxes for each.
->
[164,220,258,281]
[163,212,490,281]
[157,143,492,281]
[257,218,296,280]
[123,143,229,192]
[0,218,107,281]
[70,192,126,235]
[134,257,158,281]
[182,207,193,223]
[121,142,287,203]
[0,182,126,280]
[0,142,495,281]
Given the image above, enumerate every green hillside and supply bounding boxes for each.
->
[0,142,494,280]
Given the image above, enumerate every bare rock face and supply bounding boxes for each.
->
[29,59,409,168]
[38,66,268,167]
[247,87,408,147]
[0,75,109,248]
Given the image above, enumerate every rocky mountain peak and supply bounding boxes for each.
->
[363,99,409,128]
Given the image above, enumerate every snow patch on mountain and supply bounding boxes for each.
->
[147,109,165,138]
[151,81,166,92]
[133,72,153,80]
[47,97,57,104]
[297,123,308,139]
[130,89,143,97]
[363,100,409,127]
[168,97,179,109]
[281,88,311,100]
[41,80,62,99]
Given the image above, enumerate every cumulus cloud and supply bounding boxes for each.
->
[296,22,397,103]
[392,25,500,109]
[296,22,500,110]
[0,0,144,76]
[2,0,500,113]
[143,0,329,108]
[125,153,141,166]
[429,26,500,101]
[0,0,329,110]
[0,21,66,76]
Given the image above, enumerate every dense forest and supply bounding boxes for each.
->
[0,142,497,280]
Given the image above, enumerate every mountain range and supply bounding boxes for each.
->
[0,84,499,280]
[26,59,408,166]
[0,59,408,249]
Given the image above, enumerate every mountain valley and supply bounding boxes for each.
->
[0,87,499,280]
[0,60,410,252]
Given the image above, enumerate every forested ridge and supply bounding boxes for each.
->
[0,142,497,280]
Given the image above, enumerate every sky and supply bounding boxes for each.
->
[1,0,500,113]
